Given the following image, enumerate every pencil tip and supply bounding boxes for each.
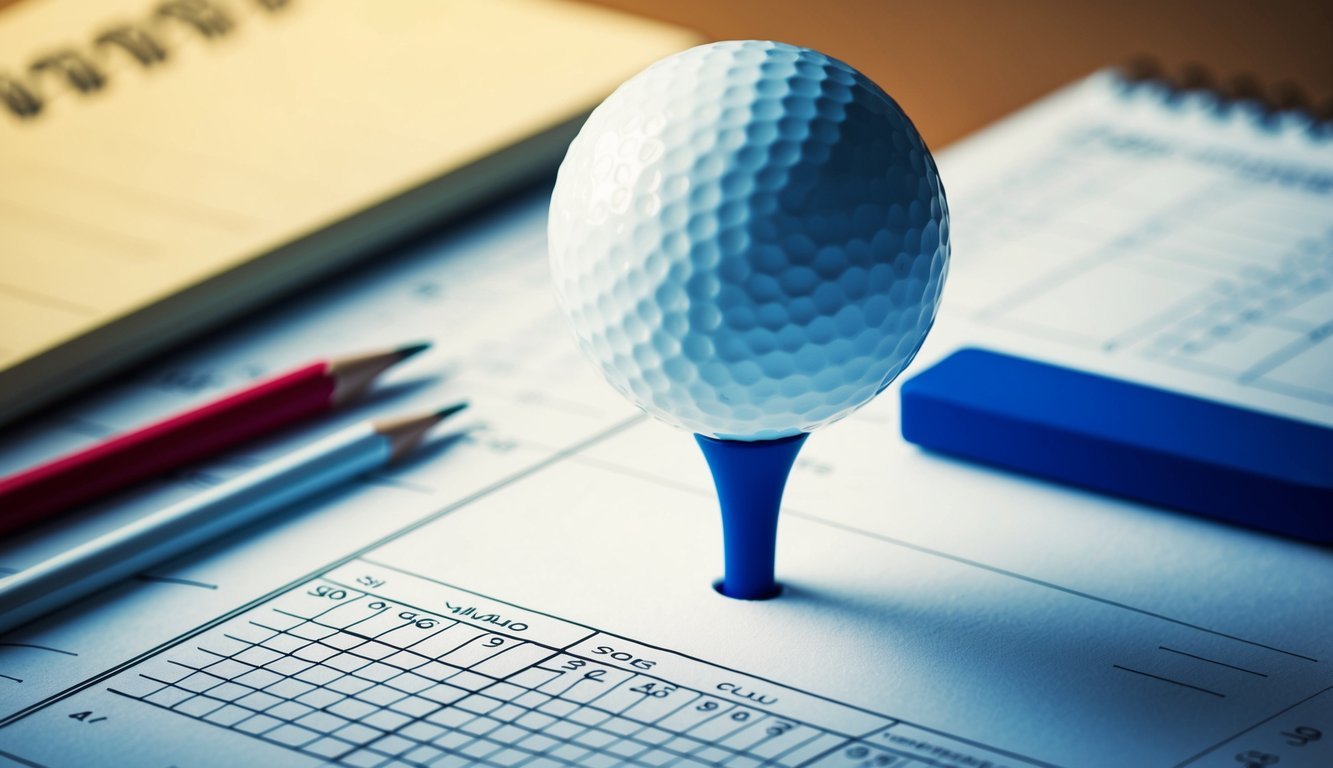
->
[378,401,467,461]
[435,402,468,420]
[395,341,432,361]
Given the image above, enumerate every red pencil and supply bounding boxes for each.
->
[0,341,430,536]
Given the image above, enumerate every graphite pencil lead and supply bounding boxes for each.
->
[394,341,432,361]
[328,341,431,404]
[435,401,468,420]
[377,402,468,461]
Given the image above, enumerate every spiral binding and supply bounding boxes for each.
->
[1115,56,1332,141]
[1,0,290,120]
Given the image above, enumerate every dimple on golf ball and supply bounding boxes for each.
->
[550,40,949,441]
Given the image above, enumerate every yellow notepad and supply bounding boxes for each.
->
[0,0,698,424]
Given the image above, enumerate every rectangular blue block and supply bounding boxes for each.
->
[900,348,1333,542]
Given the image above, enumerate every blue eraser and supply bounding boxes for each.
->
[900,348,1333,542]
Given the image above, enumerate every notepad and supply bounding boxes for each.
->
[900,66,1333,539]
[927,67,1333,431]
[0,0,698,425]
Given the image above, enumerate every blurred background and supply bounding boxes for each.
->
[5,0,1327,148]
[590,0,1333,147]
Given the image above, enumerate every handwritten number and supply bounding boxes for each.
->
[1235,750,1280,767]
[1281,726,1321,747]
[306,585,346,600]
[630,682,676,698]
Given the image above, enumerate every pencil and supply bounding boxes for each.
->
[0,402,467,636]
[0,341,431,536]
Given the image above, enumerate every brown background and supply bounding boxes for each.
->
[3,0,1329,148]
[588,0,1333,148]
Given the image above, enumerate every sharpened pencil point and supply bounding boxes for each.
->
[435,402,468,420]
[377,402,469,462]
[395,341,432,360]
[329,342,433,405]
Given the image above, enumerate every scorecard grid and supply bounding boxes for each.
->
[110,589,844,767]
[103,562,1033,768]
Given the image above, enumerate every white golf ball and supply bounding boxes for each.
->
[550,40,949,440]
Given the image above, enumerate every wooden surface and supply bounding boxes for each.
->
[587,0,1333,149]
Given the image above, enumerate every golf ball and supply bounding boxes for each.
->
[550,40,949,440]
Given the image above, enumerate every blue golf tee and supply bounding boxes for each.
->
[695,432,809,600]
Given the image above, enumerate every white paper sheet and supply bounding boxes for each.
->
[0,71,1329,768]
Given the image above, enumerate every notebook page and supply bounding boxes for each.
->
[935,70,1333,427]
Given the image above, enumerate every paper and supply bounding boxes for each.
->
[938,71,1333,428]
[1,71,1330,767]
[0,0,696,424]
